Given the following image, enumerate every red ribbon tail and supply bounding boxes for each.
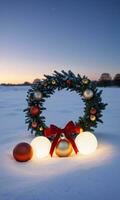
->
[66,135,79,154]
[50,134,60,156]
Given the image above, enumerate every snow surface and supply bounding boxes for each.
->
[0,86,120,200]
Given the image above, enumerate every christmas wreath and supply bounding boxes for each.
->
[24,70,107,150]
[11,70,108,163]
[24,70,107,157]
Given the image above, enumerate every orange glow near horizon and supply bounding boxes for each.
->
[0,59,44,84]
[0,75,43,84]
[0,73,99,84]
[0,59,101,84]
[0,72,43,84]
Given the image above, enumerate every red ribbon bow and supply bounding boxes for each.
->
[44,121,79,156]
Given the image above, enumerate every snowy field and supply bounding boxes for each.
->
[0,86,120,200]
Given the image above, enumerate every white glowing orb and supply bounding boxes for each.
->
[75,132,98,155]
[31,136,51,158]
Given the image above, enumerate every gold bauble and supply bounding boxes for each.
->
[55,139,73,157]
[52,80,56,85]
[90,115,96,121]
[39,126,44,131]
[80,128,84,133]
[82,78,89,84]
[83,89,94,100]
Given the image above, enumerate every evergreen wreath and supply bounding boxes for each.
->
[24,70,107,139]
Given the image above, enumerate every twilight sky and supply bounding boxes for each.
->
[0,0,120,83]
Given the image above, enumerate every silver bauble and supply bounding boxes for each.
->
[34,91,42,100]
[83,89,93,100]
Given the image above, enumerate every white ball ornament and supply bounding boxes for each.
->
[75,132,98,155]
[83,89,93,100]
[31,136,51,158]
[34,91,43,101]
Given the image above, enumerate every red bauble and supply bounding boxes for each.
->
[75,126,81,134]
[13,142,33,162]
[90,108,97,115]
[66,80,72,86]
[32,121,38,129]
[75,126,84,133]
[30,106,40,116]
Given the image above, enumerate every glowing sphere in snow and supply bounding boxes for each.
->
[31,136,51,158]
[75,132,98,155]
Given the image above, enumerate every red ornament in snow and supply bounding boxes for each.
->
[90,108,97,115]
[30,106,40,116]
[13,142,33,162]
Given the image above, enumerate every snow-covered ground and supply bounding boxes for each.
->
[0,86,120,200]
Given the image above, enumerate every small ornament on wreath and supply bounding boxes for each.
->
[33,91,43,101]
[30,106,40,116]
[24,70,107,158]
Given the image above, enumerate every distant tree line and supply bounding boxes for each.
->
[97,73,120,87]
[0,82,31,86]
